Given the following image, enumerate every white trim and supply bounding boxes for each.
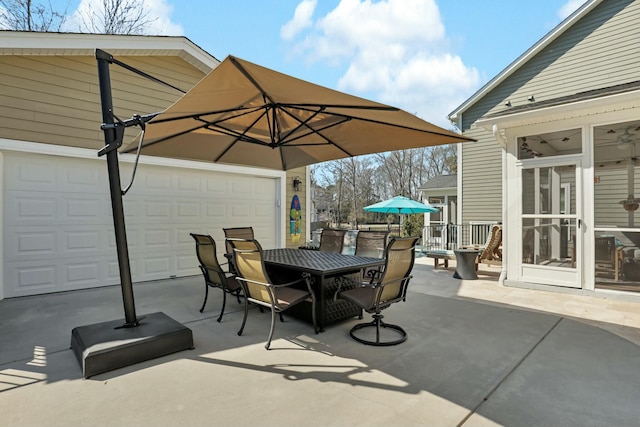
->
[448,0,602,121]
[0,150,3,301]
[0,138,284,179]
[475,89,640,132]
[457,113,463,224]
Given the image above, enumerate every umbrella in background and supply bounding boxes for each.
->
[122,55,475,169]
[364,196,439,214]
[364,196,438,234]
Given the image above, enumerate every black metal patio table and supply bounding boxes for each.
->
[264,249,385,332]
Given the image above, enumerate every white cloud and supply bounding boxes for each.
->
[281,0,317,41]
[281,0,479,126]
[558,0,586,20]
[64,0,183,35]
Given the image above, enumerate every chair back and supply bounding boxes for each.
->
[190,233,226,286]
[355,230,389,258]
[595,236,616,266]
[223,227,255,256]
[224,227,255,274]
[319,229,347,253]
[479,224,502,261]
[378,237,419,302]
[229,239,272,303]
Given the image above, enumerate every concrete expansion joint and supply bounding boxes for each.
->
[456,317,564,427]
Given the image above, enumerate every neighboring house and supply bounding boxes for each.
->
[419,174,458,228]
[0,31,307,300]
[449,0,640,295]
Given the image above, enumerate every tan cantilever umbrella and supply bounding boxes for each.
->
[122,55,474,169]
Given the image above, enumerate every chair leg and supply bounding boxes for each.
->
[199,284,209,313]
[311,297,318,334]
[217,290,227,323]
[266,306,277,350]
[237,296,249,336]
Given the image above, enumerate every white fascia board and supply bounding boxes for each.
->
[448,0,603,123]
[474,88,640,132]
[0,31,219,72]
[0,137,284,179]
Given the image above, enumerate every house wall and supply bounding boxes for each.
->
[459,126,502,223]
[460,0,640,222]
[285,166,307,247]
[0,54,204,149]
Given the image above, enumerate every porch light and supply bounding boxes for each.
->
[293,176,302,191]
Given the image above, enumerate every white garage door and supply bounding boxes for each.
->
[4,152,278,298]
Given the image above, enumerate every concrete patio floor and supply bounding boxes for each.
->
[2,257,640,426]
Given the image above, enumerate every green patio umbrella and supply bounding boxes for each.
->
[364,196,438,234]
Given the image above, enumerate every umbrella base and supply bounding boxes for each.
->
[70,311,193,378]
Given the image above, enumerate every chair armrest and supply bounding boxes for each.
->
[202,265,234,281]
[236,275,307,289]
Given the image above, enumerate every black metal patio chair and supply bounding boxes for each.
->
[230,239,318,350]
[335,236,419,346]
[190,233,243,321]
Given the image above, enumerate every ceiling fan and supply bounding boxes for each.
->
[615,127,639,150]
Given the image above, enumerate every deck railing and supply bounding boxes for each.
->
[421,223,496,251]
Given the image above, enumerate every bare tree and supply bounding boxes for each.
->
[76,0,156,34]
[311,144,457,227]
[0,0,67,31]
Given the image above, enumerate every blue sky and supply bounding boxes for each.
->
[53,0,586,128]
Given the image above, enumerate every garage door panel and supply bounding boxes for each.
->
[64,261,100,287]
[7,193,111,227]
[230,180,253,196]
[66,230,100,252]
[10,229,57,259]
[176,254,198,276]
[143,256,171,274]
[142,228,171,247]
[230,203,253,218]
[6,158,56,190]
[9,194,57,221]
[4,153,278,297]
[176,174,202,194]
[205,202,226,219]
[176,200,200,219]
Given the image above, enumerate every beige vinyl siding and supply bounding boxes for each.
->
[463,0,640,128]
[460,126,502,223]
[0,54,205,149]
[286,166,307,247]
[594,167,640,227]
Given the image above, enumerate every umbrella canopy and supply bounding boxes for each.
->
[123,55,475,170]
[364,196,439,214]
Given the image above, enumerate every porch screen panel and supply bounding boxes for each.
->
[522,165,576,268]
[594,120,640,290]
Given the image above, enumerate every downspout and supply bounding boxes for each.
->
[493,124,508,286]
[456,114,463,247]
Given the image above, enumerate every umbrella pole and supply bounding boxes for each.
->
[69,50,193,379]
[96,51,137,326]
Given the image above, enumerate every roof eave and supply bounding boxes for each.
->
[0,31,219,73]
